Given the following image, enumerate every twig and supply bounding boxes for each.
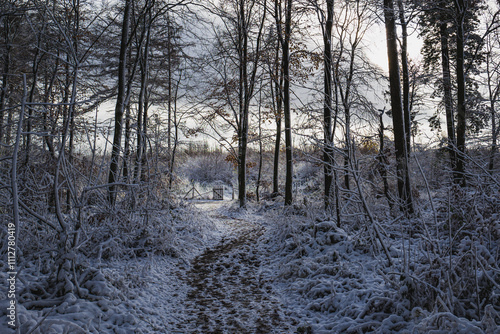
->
[351,150,394,266]
[414,154,440,255]
[18,199,59,231]
[25,305,56,334]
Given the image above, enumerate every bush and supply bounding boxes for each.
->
[181,153,234,185]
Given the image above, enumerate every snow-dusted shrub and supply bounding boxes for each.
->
[82,201,216,260]
[262,176,500,333]
[181,153,234,185]
[0,198,217,333]
[294,161,320,181]
[393,182,500,327]
[263,211,410,333]
[1,265,140,334]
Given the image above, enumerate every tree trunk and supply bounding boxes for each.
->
[383,0,414,215]
[487,46,498,172]
[454,0,467,187]
[273,92,282,195]
[169,75,181,190]
[439,21,457,172]
[337,29,359,193]
[397,0,411,154]
[108,0,131,204]
[237,0,249,207]
[343,134,350,191]
[333,53,341,225]
[167,14,172,180]
[140,17,152,183]
[237,0,266,207]
[25,35,43,165]
[134,62,145,182]
[123,7,146,184]
[256,90,263,201]
[378,110,393,210]
[237,130,248,206]
[134,7,153,184]
[67,87,75,211]
[5,100,14,145]
[283,0,293,206]
[272,36,283,196]
[60,57,71,210]
[123,103,131,183]
[122,44,134,183]
[323,0,334,212]
[67,0,80,212]
[140,69,150,183]
[488,100,498,173]
[42,54,58,159]
[490,99,497,172]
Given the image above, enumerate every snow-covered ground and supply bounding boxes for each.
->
[122,200,297,333]
[125,200,499,333]
[2,199,499,333]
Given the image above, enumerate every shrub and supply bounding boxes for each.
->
[181,153,234,185]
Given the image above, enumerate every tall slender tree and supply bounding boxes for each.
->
[397,0,412,154]
[485,24,500,172]
[440,20,458,171]
[384,0,414,215]
[323,0,334,212]
[195,0,267,207]
[309,0,336,212]
[283,0,293,206]
[454,0,467,186]
[237,0,267,207]
[108,0,131,204]
[271,3,284,196]
[134,0,153,183]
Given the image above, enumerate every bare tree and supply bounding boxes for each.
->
[108,0,132,205]
[134,0,153,183]
[283,0,293,206]
[270,4,284,196]
[194,0,267,207]
[309,0,335,212]
[383,0,414,215]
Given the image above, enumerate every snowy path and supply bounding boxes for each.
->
[136,201,296,333]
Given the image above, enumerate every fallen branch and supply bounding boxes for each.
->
[25,305,56,334]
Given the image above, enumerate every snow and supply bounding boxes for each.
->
[2,198,499,333]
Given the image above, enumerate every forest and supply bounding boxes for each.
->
[0,0,499,333]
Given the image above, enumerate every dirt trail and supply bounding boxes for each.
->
[178,201,295,333]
